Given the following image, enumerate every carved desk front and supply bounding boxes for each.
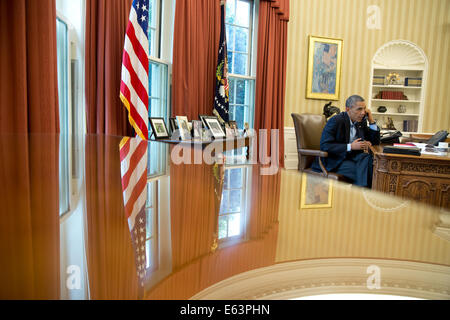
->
[371,145,450,209]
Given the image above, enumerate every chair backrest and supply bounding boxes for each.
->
[291,113,326,170]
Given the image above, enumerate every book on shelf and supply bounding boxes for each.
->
[374,90,408,100]
[405,77,422,87]
[403,119,418,132]
[373,76,385,85]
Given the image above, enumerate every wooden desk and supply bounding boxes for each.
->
[370,145,450,209]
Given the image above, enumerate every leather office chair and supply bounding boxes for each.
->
[291,113,349,182]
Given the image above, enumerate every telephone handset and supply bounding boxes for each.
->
[426,130,448,146]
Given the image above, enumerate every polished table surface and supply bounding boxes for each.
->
[1,133,449,300]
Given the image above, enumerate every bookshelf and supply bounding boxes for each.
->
[368,40,428,133]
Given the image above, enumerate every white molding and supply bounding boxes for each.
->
[191,258,450,300]
[284,127,298,170]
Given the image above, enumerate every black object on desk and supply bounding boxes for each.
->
[383,145,421,156]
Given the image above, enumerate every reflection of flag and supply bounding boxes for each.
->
[120,0,150,298]
[120,0,150,140]
[119,136,148,297]
[213,1,229,123]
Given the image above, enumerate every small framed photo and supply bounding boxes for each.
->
[192,120,203,139]
[199,115,211,129]
[169,117,179,133]
[176,116,191,140]
[228,120,238,136]
[203,116,226,139]
[225,124,234,137]
[149,117,169,139]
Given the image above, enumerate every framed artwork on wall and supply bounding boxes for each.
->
[306,35,343,101]
[300,173,333,209]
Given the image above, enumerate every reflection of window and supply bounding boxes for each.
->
[219,167,248,241]
[56,17,70,216]
[145,180,159,272]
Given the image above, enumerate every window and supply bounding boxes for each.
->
[226,0,256,130]
[148,0,161,58]
[224,0,257,160]
[148,61,169,177]
[218,1,258,241]
[145,180,159,271]
[147,0,173,177]
[218,166,250,241]
[144,0,175,274]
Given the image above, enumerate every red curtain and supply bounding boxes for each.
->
[171,0,221,118]
[0,0,59,133]
[255,0,289,168]
[0,0,60,299]
[85,0,134,136]
[84,135,140,299]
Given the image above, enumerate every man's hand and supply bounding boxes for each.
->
[365,108,375,124]
[351,138,372,152]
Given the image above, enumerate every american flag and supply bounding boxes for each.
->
[213,0,230,124]
[119,136,148,297]
[120,0,150,140]
[119,0,150,297]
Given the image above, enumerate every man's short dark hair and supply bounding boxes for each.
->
[346,95,365,109]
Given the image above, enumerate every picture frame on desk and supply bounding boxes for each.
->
[306,35,343,101]
[203,116,226,139]
[228,120,239,136]
[199,115,214,128]
[169,117,179,133]
[176,116,191,140]
[149,117,170,139]
[192,120,203,139]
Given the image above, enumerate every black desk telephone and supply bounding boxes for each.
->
[426,130,448,146]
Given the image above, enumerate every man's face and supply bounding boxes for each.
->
[346,101,367,123]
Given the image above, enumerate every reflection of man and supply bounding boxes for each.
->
[312,95,380,188]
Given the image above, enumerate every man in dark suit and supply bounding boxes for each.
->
[312,95,380,187]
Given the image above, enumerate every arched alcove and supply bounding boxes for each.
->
[369,40,428,133]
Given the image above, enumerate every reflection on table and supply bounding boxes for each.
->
[0,133,448,300]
